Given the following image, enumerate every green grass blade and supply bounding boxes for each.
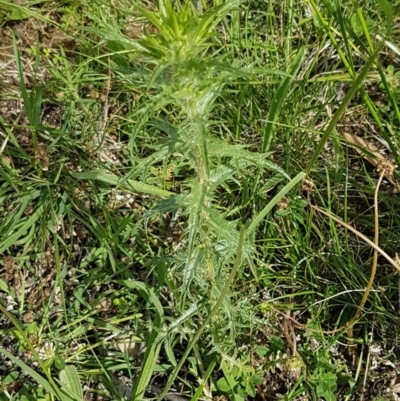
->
[0,347,57,396]
[132,336,163,401]
[0,1,61,26]
[333,0,354,71]
[354,2,400,127]
[0,203,44,254]
[246,172,306,235]
[305,45,382,174]
[376,0,393,35]
[13,35,31,124]
[353,1,375,52]
[116,280,164,401]
[262,47,305,153]
[71,171,173,198]
[0,166,20,193]
[190,358,216,401]
[32,85,44,127]
[315,0,399,163]
[117,280,164,319]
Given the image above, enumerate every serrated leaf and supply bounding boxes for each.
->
[207,138,289,179]
[183,247,202,288]
[81,26,144,50]
[207,208,254,259]
[260,174,286,193]
[209,164,237,187]
[164,341,177,366]
[186,179,206,261]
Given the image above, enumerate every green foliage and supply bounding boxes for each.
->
[379,65,400,94]
[0,0,34,25]
[1,0,400,401]
[217,360,264,401]
[136,0,240,67]
[262,47,305,152]
[310,358,338,401]
[10,322,38,352]
[59,366,83,401]
[112,289,138,311]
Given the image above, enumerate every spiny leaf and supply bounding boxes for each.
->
[183,247,202,288]
[156,227,246,401]
[207,138,290,178]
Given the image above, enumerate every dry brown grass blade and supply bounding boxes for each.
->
[310,203,400,273]
[342,132,398,187]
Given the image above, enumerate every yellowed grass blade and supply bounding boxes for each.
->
[342,132,398,187]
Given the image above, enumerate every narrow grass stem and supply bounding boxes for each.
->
[268,171,395,335]
[310,201,399,273]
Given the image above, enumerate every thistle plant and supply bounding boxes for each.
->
[2,0,400,399]
[90,0,301,398]
[118,0,257,292]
